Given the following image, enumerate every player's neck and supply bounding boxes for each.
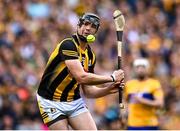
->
[76,34,88,50]
[137,76,148,81]
[80,42,88,50]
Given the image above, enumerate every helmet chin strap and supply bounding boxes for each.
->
[76,32,87,43]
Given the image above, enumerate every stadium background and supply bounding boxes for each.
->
[0,0,180,130]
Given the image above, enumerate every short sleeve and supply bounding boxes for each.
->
[59,40,79,60]
[153,80,164,99]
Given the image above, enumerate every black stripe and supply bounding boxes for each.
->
[42,112,48,117]
[116,31,123,41]
[118,56,122,69]
[73,85,80,100]
[47,115,67,127]
[38,54,61,98]
[72,34,80,45]
[118,56,123,105]
[42,114,49,119]
[87,45,95,73]
[77,105,86,110]
[87,45,93,60]
[43,54,61,80]
[48,67,68,100]
[41,112,46,116]
[60,78,77,101]
[113,13,122,19]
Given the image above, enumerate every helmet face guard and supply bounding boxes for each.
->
[79,13,100,31]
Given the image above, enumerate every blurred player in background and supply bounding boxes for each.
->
[36,12,124,130]
[124,58,164,130]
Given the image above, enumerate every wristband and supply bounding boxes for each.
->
[111,74,115,82]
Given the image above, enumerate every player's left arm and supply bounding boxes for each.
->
[81,81,124,98]
[135,89,164,108]
[135,81,164,108]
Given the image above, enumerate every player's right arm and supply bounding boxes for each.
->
[60,40,124,85]
[65,60,124,85]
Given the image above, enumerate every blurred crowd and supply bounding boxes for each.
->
[0,0,180,130]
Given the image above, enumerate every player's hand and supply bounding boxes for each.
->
[133,93,147,104]
[109,79,125,94]
[111,69,124,82]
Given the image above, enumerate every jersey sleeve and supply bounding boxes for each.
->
[153,80,164,99]
[59,40,79,60]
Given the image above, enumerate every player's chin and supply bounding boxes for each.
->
[84,31,95,36]
[83,32,90,36]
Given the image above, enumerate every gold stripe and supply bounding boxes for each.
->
[62,52,78,56]
[62,51,78,55]
[53,98,60,101]
[62,52,77,55]
[37,100,51,124]
[84,50,89,71]
[46,45,60,67]
[50,63,66,83]
[62,53,78,56]
[53,74,72,101]
[62,50,78,53]
[62,52,78,55]
[92,51,96,64]
[67,82,78,101]
[79,50,82,62]
[62,54,78,57]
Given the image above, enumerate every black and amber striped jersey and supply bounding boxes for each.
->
[37,35,96,102]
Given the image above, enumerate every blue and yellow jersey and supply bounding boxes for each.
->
[124,78,163,127]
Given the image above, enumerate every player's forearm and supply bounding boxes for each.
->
[83,85,111,98]
[77,72,113,85]
[65,60,124,85]
[138,98,164,107]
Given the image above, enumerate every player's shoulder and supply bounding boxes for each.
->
[59,37,75,46]
[58,37,78,51]
[147,78,160,84]
[147,78,161,89]
[125,79,139,92]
